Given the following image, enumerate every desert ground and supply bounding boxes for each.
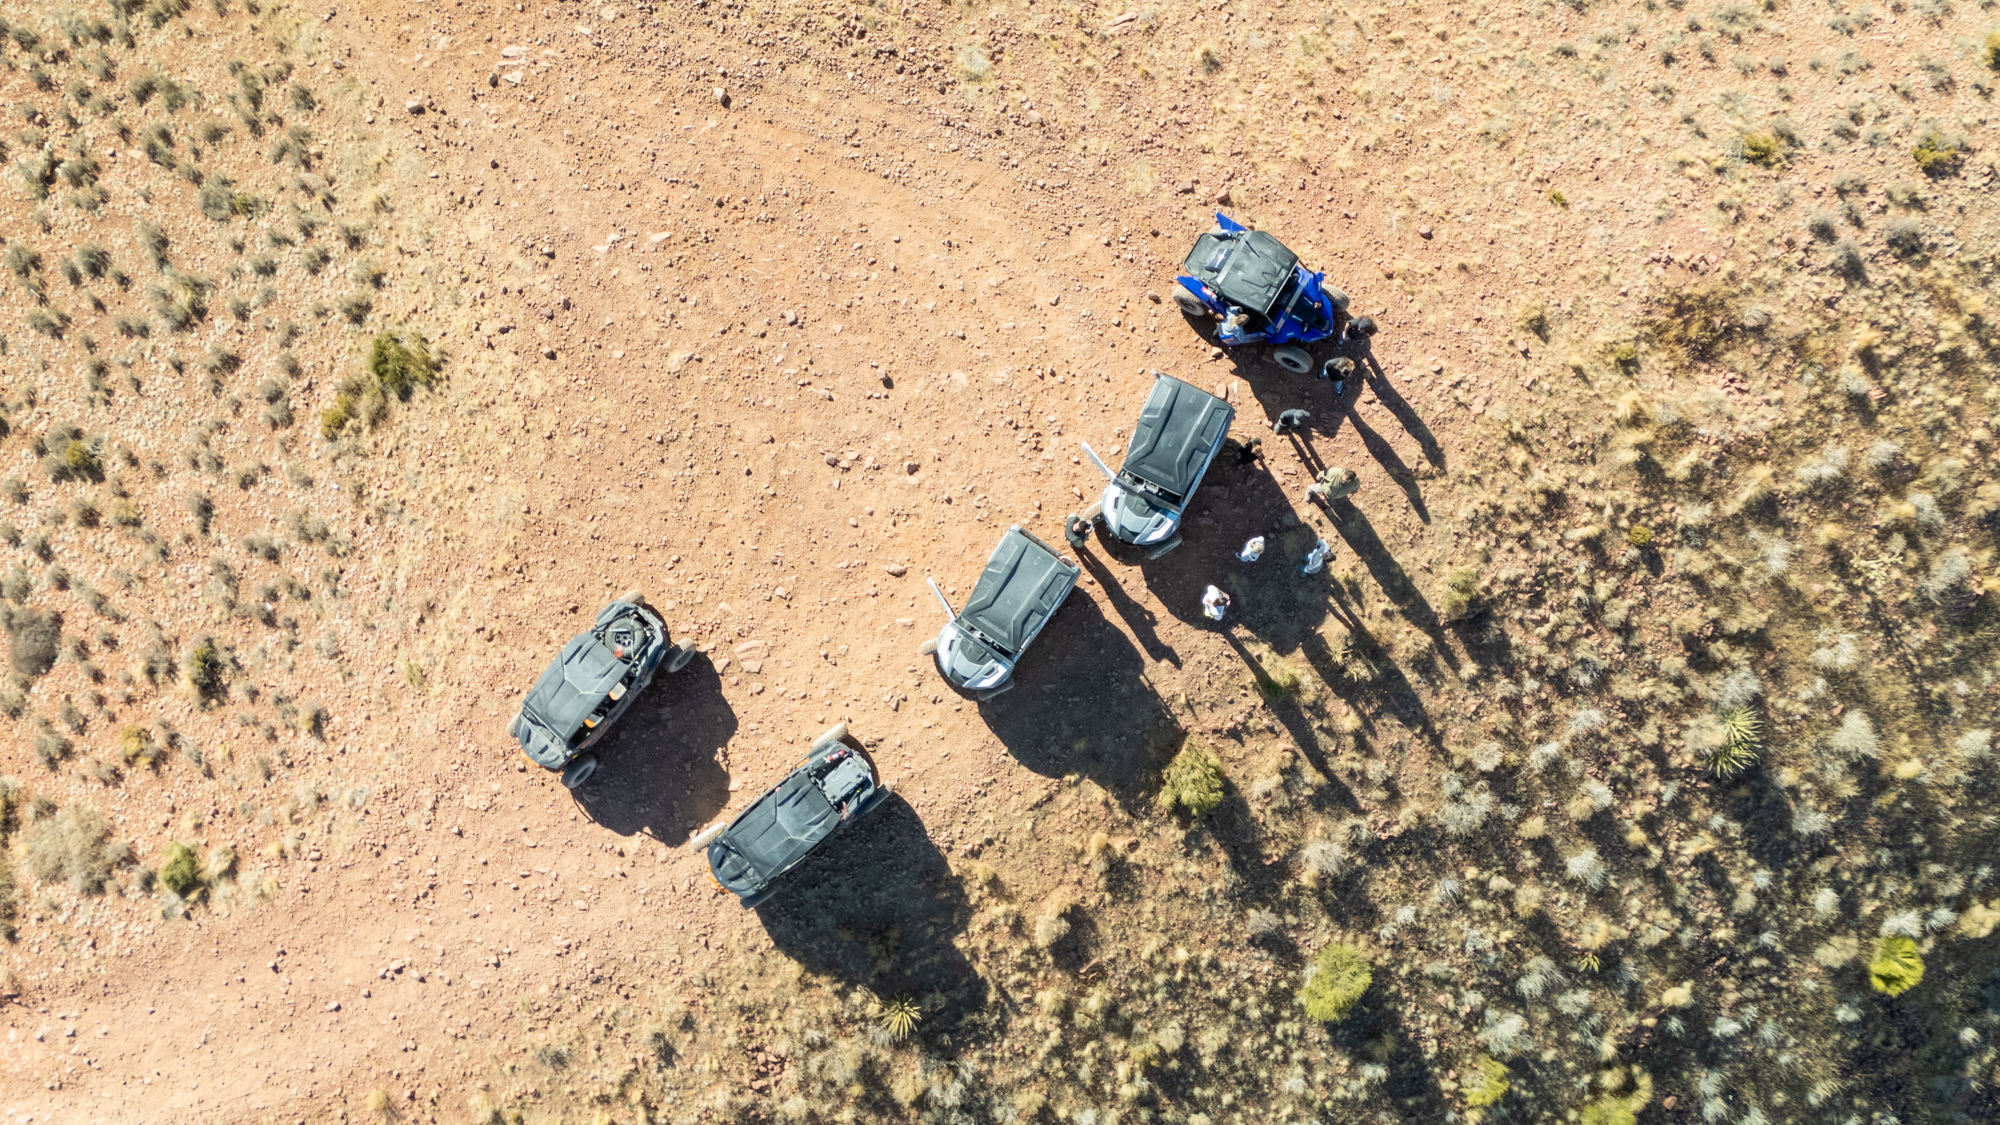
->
[1,0,1998,1123]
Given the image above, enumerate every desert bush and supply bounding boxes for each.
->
[4,605,62,678]
[149,269,212,330]
[25,804,129,893]
[1884,216,1925,257]
[185,635,225,698]
[367,331,440,398]
[1912,130,1962,176]
[1157,742,1225,818]
[1741,132,1782,165]
[1869,935,1924,996]
[1299,942,1371,1021]
[159,841,203,897]
[1439,567,1482,622]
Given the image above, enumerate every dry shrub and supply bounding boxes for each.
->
[25,805,130,894]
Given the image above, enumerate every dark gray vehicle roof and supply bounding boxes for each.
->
[1120,375,1236,501]
[1183,229,1298,318]
[959,526,1078,655]
[708,770,838,892]
[523,632,629,740]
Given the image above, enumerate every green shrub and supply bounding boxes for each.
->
[1157,742,1225,819]
[1299,942,1372,1021]
[1869,935,1924,996]
[1252,660,1299,701]
[1464,1056,1510,1109]
[1984,31,2000,72]
[1912,131,1962,176]
[185,636,225,697]
[1741,132,1782,165]
[1439,568,1483,622]
[1580,1097,1636,1125]
[1707,707,1760,778]
[159,841,202,897]
[366,331,439,399]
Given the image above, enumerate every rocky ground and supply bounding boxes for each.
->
[2,0,1998,1123]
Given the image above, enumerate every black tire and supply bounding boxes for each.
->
[1173,283,1210,318]
[1146,534,1184,560]
[739,885,774,910]
[560,754,598,790]
[975,679,1015,702]
[918,636,938,656]
[1272,346,1314,374]
[666,641,697,674]
[815,722,849,749]
[1082,500,1104,522]
[618,588,645,606]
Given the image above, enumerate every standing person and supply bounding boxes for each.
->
[1063,513,1092,550]
[1201,584,1232,622]
[1237,536,1266,563]
[1273,408,1311,435]
[1306,466,1359,503]
[1301,538,1332,575]
[1322,356,1355,397]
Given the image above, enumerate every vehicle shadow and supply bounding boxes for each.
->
[977,590,1180,816]
[753,794,983,1021]
[569,657,736,846]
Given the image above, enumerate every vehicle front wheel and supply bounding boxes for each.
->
[815,722,849,749]
[1146,534,1184,560]
[1272,345,1315,374]
[918,636,938,656]
[689,821,727,850]
[560,753,598,790]
[1082,500,1104,522]
[975,680,1015,702]
[1173,283,1211,318]
[665,641,697,674]
[738,886,774,910]
[618,588,646,606]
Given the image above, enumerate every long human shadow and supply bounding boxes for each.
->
[1217,631,1360,817]
[569,656,736,846]
[1323,503,1457,675]
[978,591,1174,815]
[753,795,984,1022]
[1345,410,1429,525]
[1076,547,1179,667]
[1358,350,1445,470]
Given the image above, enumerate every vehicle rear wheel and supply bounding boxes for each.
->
[917,636,938,656]
[1172,283,1210,318]
[1272,345,1315,374]
[560,753,598,790]
[689,821,727,850]
[1146,534,1184,560]
[816,722,849,749]
[975,680,1015,702]
[618,588,645,606]
[1082,500,1104,521]
[665,641,697,674]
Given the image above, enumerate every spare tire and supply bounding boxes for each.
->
[1272,346,1314,374]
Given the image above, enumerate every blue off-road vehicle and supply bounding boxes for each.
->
[1080,372,1235,558]
[510,590,698,789]
[920,525,1082,701]
[1172,213,1348,373]
[697,723,888,909]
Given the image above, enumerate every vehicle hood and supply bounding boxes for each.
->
[521,633,630,742]
[959,528,1074,654]
[1102,484,1181,546]
[708,771,840,894]
[935,621,1011,690]
[510,708,570,770]
[1120,374,1234,500]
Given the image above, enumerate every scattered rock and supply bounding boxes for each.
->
[503,71,525,86]
[714,87,730,108]
[884,563,908,577]
[1026,110,1044,126]
[784,310,798,326]
[405,100,425,115]
[501,45,524,58]
[1418,225,1433,239]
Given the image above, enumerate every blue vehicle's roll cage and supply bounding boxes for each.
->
[1174,213,1341,349]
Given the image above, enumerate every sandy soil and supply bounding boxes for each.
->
[3,0,1996,1120]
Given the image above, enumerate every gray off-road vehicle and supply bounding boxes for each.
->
[509,590,697,789]
[919,524,1081,700]
[695,723,887,909]
[1080,372,1236,558]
